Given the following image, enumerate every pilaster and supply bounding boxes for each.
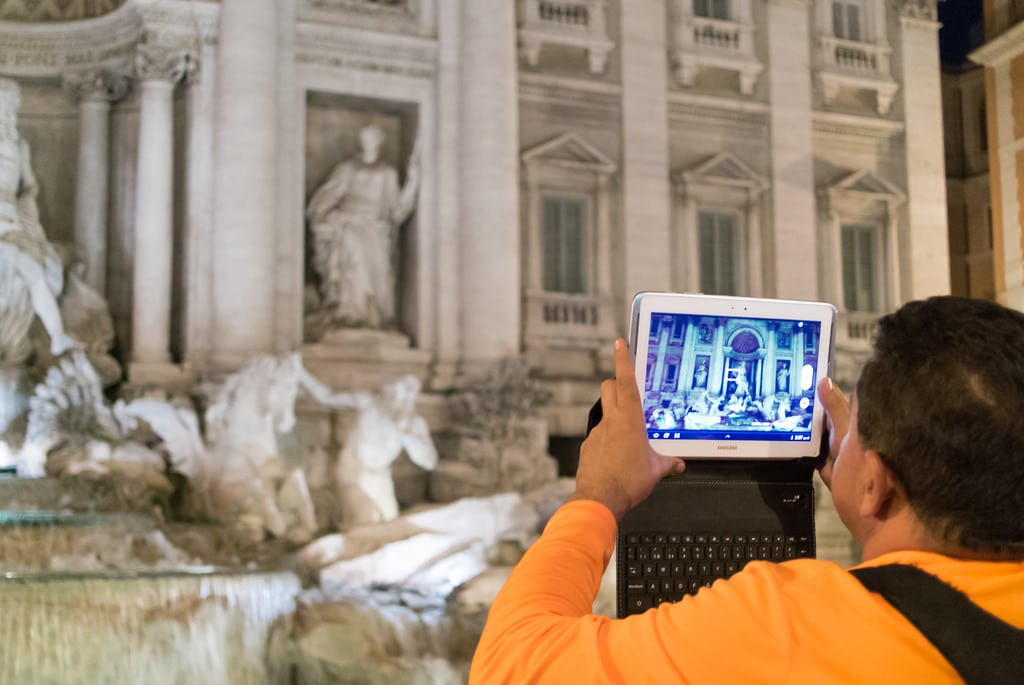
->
[621,0,672,313]
[458,0,521,365]
[766,0,817,299]
[209,0,282,369]
[898,0,950,299]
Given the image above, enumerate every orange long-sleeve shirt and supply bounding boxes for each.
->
[470,499,1024,684]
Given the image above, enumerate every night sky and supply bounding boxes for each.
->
[938,0,985,65]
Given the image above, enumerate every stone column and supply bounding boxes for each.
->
[680,320,698,392]
[885,202,902,310]
[898,1,950,299]
[709,320,726,396]
[524,167,543,291]
[459,0,521,364]
[65,70,128,295]
[766,0,817,299]
[621,1,673,309]
[130,46,192,370]
[746,194,763,297]
[209,0,280,368]
[763,324,777,395]
[595,175,612,295]
[685,198,700,291]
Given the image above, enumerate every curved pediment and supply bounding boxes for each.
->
[0,0,130,22]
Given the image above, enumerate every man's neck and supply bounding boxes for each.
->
[860,512,1023,562]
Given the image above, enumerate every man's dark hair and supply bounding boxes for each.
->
[856,296,1024,555]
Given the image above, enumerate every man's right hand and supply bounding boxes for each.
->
[817,377,850,489]
[568,338,685,521]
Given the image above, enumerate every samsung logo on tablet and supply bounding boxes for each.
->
[717,445,739,451]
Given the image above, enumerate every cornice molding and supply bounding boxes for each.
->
[295,21,437,79]
[969,21,1024,67]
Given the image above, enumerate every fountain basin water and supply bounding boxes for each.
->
[0,569,301,684]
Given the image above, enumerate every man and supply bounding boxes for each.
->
[470,296,1024,683]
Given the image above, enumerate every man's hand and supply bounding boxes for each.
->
[816,377,849,489]
[568,338,685,521]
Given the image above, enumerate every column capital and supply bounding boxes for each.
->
[135,44,198,84]
[63,70,131,104]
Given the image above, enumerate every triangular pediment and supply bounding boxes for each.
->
[829,169,905,200]
[678,152,768,189]
[522,132,617,174]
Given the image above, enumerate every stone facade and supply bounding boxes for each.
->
[970,3,1024,311]
[0,3,951,562]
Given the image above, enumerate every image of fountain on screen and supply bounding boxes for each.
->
[641,312,822,443]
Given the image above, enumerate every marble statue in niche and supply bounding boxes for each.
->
[0,78,81,438]
[0,78,78,365]
[334,374,437,528]
[307,124,420,331]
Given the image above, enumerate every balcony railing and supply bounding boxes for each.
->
[524,291,617,343]
[840,311,880,347]
[537,2,591,27]
[670,14,761,94]
[816,36,898,113]
[518,0,613,73]
[819,36,891,75]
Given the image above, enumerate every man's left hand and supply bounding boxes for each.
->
[569,338,685,521]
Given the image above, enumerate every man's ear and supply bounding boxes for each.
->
[858,450,902,520]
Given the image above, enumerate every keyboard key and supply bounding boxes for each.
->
[627,563,641,578]
[630,596,651,611]
[626,580,645,593]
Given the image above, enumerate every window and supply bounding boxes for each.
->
[832,0,861,41]
[841,224,878,311]
[542,196,586,293]
[662,356,680,392]
[694,0,730,20]
[698,211,738,296]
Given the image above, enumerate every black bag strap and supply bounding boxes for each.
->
[850,563,1024,685]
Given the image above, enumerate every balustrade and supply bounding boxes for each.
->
[538,2,590,27]
[518,0,613,74]
[816,36,898,113]
[691,17,741,50]
[841,311,879,346]
[525,291,615,344]
[669,9,762,94]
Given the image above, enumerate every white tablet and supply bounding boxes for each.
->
[629,292,837,460]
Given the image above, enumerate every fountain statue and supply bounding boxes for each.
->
[335,374,438,527]
[0,78,80,439]
[126,352,376,542]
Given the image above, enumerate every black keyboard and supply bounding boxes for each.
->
[621,531,813,613]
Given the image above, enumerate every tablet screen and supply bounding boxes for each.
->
[630,293,835,459]
[642,312,820,442]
